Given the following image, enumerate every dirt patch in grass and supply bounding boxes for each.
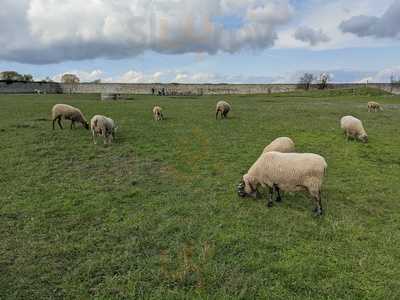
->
[34,118,49,122]
[11,123,37,129]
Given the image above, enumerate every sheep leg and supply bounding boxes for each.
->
[274,185,282,202]
[216,111,219,120]
[70,121,75,130]
[267,187,274,207]
[92,131,97,145]
[103,130,108,145]
[57,117,63,130]
[312,191,323,216]
[52,119,56,130]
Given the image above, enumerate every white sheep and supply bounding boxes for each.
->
[367,101,383,112]
[153,106,164,121]
[216,101,231,119]
[90,115,117,145]
[263,137,295,154]
[52,104,89,130]
[340,116,368,143]
[237,151,327,215]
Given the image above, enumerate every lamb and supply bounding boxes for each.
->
[153,106,164,121]
[367,101,383,112]
[216,101,231,119]
[90,115,117,145]
[51,104,89,130]
[237,151,327,215]
[263,137,295,154]
[340,116,368,143]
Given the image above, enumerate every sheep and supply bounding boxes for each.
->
[153,106,164,121]
[216,101,231,119]
[51,104,89,130]
[340,116,368,143]
[237,151,327,215]
[90,115,117,145]
[263,137,295,154]
[367,101,383,112]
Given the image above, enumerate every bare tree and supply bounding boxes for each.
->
[319,73,330,89]
[22,74,33,82]
[298,73,315,90]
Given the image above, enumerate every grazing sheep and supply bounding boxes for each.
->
[263,137,295,154]
[216,101,231,119]
[153,106,164,121]
[237,151,327,215]
[340,116,368,143]
[51,104,89,130]
[90,115,117,145]
[368,101,383,112]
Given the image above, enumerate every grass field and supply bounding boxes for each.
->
[1,88,400,299]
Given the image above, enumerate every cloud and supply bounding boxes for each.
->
[52,70,108,83]
[51,68,379,84]
[0,0,293,64]
[358,66,400,83]
[293,27,330,45]
[275,0,395,50]
[340,1,400,39]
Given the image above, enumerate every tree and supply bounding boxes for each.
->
[0,71,24,81]
[22,74,33,82]
[319,73,330,90]
[61,74,80,84]
[298,73,315,90]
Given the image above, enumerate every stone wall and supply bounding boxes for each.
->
[1,80,399,95]
[60,83,297,95]
[0,81,62,94]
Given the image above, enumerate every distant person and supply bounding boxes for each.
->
[151,87,155,95]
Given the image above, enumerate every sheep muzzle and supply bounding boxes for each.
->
[237,181,247,198]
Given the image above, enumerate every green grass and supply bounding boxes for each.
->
[1,89,400,299]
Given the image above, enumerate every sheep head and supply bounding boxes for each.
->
[360,134,368,143]
[237,175,260,199]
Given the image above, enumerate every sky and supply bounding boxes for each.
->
[1,0,400,83]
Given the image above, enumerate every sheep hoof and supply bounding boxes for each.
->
[276,196,282,202]
[267,201,273,208]
[313,208,323,216]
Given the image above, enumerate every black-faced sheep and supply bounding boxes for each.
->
[237,151,327,215]
[367,101,383,112]
[90,115,117,145]
[216,101,231,119]
[153,106,164,121]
